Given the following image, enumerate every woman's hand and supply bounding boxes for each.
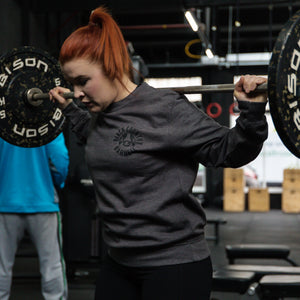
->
[49,86,73,109]
[234,75,268,103]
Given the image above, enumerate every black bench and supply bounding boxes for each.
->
[224,264,300,281]
[214,266,300,298]
[257,274,300,300]
[225,244,298,266]
[206,218,227,244]
[212,269,256,294]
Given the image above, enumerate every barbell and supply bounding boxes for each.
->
[1,10,300,158]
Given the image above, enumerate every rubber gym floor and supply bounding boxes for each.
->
[9,207,300,300]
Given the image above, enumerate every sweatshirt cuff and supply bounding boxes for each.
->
[62,101,78,116]
[237,100,267,121]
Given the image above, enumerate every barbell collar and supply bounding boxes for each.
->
[25,88,44,107]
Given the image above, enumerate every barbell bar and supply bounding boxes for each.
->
[26,82,268,104]
[28,88,74,102]
[1,9,300,157]
[166,83,268,94]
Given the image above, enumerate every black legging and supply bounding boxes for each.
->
[95,255,212,300]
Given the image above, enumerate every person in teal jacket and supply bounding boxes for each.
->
[0,133,69,300]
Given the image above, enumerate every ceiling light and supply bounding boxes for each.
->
[235,20,241,27]
[184,9,215,59]
[185,10,199,32]
[205,48,214,59]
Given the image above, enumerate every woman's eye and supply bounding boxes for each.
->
[79,79,88,86]
[75,77,88,86]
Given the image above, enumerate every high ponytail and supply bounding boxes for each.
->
[59,6,132,84]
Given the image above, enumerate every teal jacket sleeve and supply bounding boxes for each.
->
[46,133,69,188]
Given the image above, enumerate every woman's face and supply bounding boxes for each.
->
[62,58,120,112]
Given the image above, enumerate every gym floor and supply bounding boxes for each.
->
[10,207,300,300]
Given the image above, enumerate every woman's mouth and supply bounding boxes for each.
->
[82,100,95,109]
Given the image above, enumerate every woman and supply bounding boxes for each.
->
[50,6,268,300]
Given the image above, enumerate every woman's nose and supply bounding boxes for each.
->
[73,88,85,99]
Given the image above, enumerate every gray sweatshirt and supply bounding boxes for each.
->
[63,82,268,267]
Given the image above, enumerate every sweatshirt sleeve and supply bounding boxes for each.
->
[168,96,268,168]
[62,101,92,144]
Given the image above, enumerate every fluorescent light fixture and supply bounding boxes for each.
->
[226,52,271,62]
[185,9,215,59]
[185,11,199,32]
[205,48,214,59]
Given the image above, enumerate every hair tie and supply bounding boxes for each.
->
[88,21,102,28]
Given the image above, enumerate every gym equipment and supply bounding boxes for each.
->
[225,244,298,266]
[0,46,68,147]
[1,10,300,152]
[206,218,227,245]
[257,274,300,299]
[212,267,300,299]
[224,264,300,281]
[212,270,256,295]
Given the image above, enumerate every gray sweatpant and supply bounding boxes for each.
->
[0,213,68,300]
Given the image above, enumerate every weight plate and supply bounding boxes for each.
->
[0,46,67,147]
[268,10,300,158]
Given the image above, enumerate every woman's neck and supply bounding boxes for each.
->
[115,76,138,102]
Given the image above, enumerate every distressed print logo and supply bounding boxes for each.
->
[113,127,143,156]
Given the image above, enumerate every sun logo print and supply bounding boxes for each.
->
[113,126,144,156]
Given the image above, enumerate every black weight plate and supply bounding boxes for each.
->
[0,46,67,147]
[268,10,300,158]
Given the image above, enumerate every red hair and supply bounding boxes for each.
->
[59,6,132,84]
